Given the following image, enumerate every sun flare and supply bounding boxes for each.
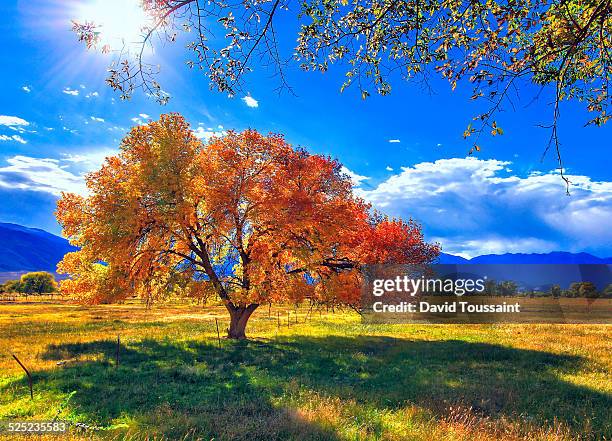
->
[74,0,152,50]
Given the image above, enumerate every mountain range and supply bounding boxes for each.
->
[0,223,610,277]
[0,223,77,273]
[437,252,612,264]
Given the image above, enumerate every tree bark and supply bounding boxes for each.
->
[226,303,259,339]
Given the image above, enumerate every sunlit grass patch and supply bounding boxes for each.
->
[0,300,610,440]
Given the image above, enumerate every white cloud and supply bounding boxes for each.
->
[0,147,119,198]
[85,91,99,98]
[131,115,150,125]
[242,96,259,108]
[193,126,227,142]
[90,116,105,123]
[357,157,612,257]
[22,85,31,93]
[61,148,116,170]
[341,166,370,187]
[0,134,27,144]
[0,115,29,127]
[62,87,80,96]
[0,156,87,196]
[386,166,394,171]
[388,139,401,143]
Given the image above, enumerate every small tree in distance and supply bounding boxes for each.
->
[56,114,439,338]
[0,273,57,299]
[20,272,58,296]
[2,280,22,294]
[550,284,562,298]
[498,281,519,297]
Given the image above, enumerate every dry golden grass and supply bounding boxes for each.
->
[0,299,610,440]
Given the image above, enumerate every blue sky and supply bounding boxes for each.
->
[1,0,611,257]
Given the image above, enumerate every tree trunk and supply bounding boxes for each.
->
[226,303,259,339]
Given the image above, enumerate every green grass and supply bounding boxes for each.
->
[0,301,610,440]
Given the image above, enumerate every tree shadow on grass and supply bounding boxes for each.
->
[7,336,612,439]
[37,339,339,440]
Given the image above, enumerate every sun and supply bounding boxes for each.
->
[74,0,153,50]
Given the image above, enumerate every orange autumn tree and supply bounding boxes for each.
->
[56,114,439,338]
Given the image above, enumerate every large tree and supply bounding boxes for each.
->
[56,114,439,338]
[73,0,612,179]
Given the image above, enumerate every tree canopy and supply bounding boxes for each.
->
[73,0,612,178]
[56,114,439,337]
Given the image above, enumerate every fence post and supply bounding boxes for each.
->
[115,335,120,368]
[12,354,33,399]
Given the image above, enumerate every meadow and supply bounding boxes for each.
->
[0,300,610,440]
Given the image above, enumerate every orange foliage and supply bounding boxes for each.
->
[56,113,439,310]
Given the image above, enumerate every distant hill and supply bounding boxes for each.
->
[438,251,612,264]
[436,252,612,290]
[0,222,610,277]
[0,223,76,273]
[437,253,470,264]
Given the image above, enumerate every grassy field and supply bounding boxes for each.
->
[0,300,610,440]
